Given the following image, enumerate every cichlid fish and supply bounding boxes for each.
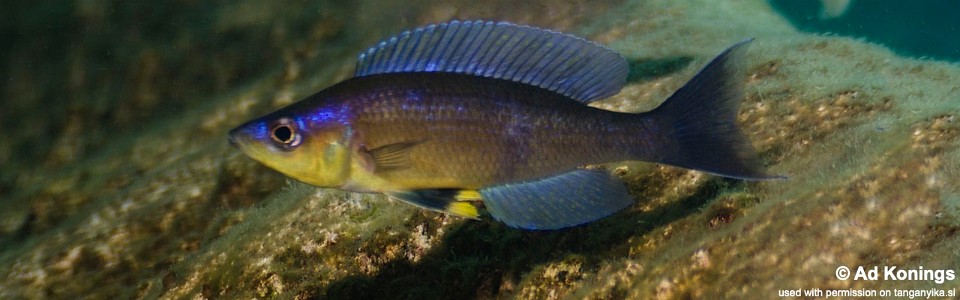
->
[229,20,781,230]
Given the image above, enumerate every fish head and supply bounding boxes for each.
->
[229,107,353,187]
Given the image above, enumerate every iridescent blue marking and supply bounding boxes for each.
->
[252,122,270,141]
[306,106,336,126]
[304,105,352,128]
[295,117,308,134]
[405,90,422,102]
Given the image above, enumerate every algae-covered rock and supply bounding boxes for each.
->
[2,0,958,299]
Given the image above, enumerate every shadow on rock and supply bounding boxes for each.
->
[322,177,741,300]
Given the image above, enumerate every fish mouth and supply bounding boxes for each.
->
[227,127,247,149]
[227,126,268,163]
[227,133,238,147]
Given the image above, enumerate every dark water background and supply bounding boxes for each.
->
[769,0,960,61]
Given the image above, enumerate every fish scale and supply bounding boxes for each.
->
[340,73,645,188]
[229,21,780,229]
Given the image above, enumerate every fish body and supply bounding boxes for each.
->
[293,73,654,191]
[229,21,780,230]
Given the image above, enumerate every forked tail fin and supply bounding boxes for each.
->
[647,39,784,180]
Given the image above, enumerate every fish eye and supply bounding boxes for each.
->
[273,125,293,142]
[270,118,301,149]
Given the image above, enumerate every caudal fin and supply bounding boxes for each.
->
[648,39,783,180]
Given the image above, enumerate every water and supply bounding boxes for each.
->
[769,0,960,61]
[2,1,958,299]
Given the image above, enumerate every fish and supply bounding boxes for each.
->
[228,20,782,230]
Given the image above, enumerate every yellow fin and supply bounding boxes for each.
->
[445,201,480,219]
[388,189,481,220]
[454,190,482,201]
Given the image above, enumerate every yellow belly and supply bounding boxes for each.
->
[338,157,465,193]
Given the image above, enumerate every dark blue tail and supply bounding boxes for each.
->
[648,39,783,180]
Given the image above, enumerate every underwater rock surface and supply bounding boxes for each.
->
[2,0,958,298]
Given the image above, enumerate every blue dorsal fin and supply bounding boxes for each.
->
[355,20,628,103]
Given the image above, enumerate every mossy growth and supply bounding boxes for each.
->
[3,0,960,299]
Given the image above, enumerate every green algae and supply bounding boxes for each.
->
[2,0,960,299]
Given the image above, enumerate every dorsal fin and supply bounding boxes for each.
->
[355,20,628,103]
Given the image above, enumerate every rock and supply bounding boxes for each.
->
[1,0,957,298]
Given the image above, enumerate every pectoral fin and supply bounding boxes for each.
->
[479,169,633,230]
[363,140,424,172]
[388,189,480,219]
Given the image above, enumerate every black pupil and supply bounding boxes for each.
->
[273,125,293,143]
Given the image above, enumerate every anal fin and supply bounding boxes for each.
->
[455,190,482,201]
[388,189,480,219]
[479,170,633,230]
